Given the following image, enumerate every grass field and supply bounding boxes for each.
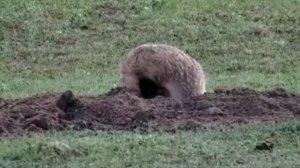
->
[0,0,300,167]
[1,121,300,168]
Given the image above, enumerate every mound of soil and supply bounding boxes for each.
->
[0,87,300,136]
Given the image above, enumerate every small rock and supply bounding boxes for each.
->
[244,48,253,55]
[206,107,226,116]
[255,139,274,151]
[37,141,81,156]
[249,24,271,37]
[274,40,286,46]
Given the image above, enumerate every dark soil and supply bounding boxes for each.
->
[0,87,300,136]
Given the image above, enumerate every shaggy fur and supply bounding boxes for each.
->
[119,43,206,100]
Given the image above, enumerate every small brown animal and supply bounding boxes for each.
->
[119,43,206,100]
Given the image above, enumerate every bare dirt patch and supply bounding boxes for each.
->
[0,87,300,136]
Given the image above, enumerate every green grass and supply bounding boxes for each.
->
[1,121,300,168]
[0,0,300,167]
[1,0,299,98]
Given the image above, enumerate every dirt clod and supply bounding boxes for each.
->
[0,87,300,136]
[255,140,275,152]
[56,90,76,111]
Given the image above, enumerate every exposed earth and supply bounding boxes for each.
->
[0,87,300,137]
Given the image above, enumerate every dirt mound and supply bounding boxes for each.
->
[0,87,300,136]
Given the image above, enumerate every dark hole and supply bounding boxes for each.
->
[138,78,169,99]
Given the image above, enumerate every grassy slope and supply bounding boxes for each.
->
[0,0,300,167]
[1,0,299,98]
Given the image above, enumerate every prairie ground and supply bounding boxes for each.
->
[0,0,300,167]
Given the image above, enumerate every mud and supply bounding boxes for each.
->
[0,87,300,136]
